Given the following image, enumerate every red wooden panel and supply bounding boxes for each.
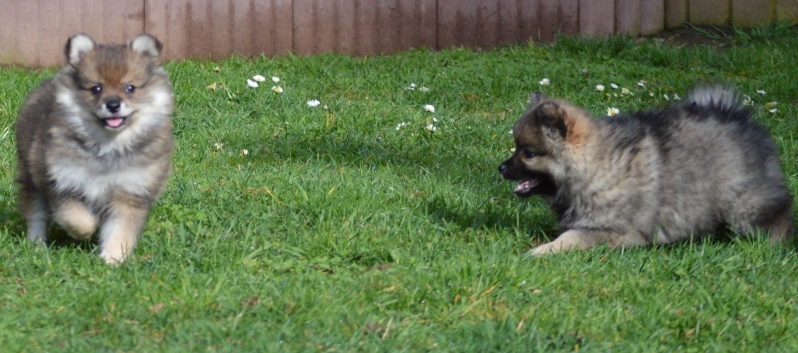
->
[293,0,436,56]
[640,0,665,35]
[690,0,730,25]
[528,0,579,42]
[617,0,642,35]
[0,0,143,67]
[732,0,772,26]
[579,0,615,36]
[776,0,798,22]
[437,0,499,49]
[665,0,688,29]
[145,0,292,60]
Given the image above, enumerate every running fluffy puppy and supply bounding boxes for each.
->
[15,33,174,264]
[499,86,794,255]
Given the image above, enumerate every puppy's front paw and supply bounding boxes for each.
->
[99,250,126,266]
[526,242,561,256]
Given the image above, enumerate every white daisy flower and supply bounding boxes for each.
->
[664,94,670,100]
[241,149,249,155]
[253,75,266,82]
[214,142,224,150]
[424,104,435,113]
[770,108,778,114]
[621,88,630,94]
[307,99,321,107]
[426,124,437,132]
[611,83,619,89]
[420,87,429,92]
[539,78,550,86]
[637,80,646,87]
[757,89,766,95]
[272,86,283,93]
[596,84,605,92]
[272,76,280,83]
[508,129,513,135]
[673,93,681,100]
[247,79,258,88]
[607,107,620,116]
[396,122,407,130]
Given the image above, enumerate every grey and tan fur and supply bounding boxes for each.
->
[499,86,793,255]
[15,33,174,264]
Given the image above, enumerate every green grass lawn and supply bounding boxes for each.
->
[1,25,798,352]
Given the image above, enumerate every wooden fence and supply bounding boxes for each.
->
[0,0,795,67]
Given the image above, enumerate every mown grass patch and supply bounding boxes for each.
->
[1,25,798,352]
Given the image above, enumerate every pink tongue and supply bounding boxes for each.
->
[106,117,124,128]
[515,179,540,193]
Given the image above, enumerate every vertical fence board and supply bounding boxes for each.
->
[144,0,188,60]
[665,0,688,29]
[293,0,342,55]
[3,0,798,67]
[145,0,291,60]
[537,0,579,42]
[438,0,498,49]
[360,0,437,55]
[438,0,563,48]
[617,0,642,35]
[0,0,143,67]
[13,2,38,66]
[777,0,798,22]
[579,0,615,36]
[640,0,665,34]
[293,0,435,56]
[732,0,773,26]
[690,0,730,25]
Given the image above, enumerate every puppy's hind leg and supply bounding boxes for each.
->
[53,199,98,240]
[728,194,794,244]
[19,185,49,244]
[527,228,648,256]
[527,229,599,256]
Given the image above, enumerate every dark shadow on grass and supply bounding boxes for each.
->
[1,207,98,254]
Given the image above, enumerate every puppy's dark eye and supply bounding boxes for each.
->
[124,85,136,94]
[522,149,535,159]
[90,85,102,95]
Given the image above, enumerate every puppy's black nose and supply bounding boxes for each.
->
[498,163,507,173]
[106,99,121,114]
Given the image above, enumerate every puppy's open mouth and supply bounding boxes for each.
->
[101,116,127,129]
[515,179,540,198]
[512,173,556,198]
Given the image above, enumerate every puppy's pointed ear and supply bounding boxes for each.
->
[536,101,567,140]
[65,33,96,67]
[130,34,163,60]
[529,92,548,107]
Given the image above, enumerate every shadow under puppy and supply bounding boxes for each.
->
[15,33,174,264]
[499,86,794,255]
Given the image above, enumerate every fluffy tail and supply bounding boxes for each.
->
[685,85,741,111]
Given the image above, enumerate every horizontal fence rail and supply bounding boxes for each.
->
[0,0,795,67]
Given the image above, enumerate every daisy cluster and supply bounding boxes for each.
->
[587,76,776,116]
[394,82,439,134]
[205,66,352,157]
[246,74,283,92]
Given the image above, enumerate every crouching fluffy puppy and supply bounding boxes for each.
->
[499,86,794,255]
[15,33,174,264]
